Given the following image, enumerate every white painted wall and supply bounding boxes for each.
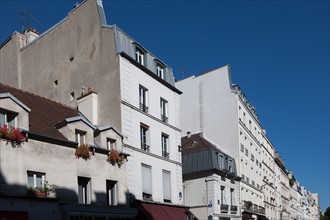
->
[119,56,183,204]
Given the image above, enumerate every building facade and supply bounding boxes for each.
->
[176,66,272,219]
[0,0,183,207]
[181,133,241,220]
[0,83,137,219]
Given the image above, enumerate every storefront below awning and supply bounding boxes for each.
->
[133,200,198,220]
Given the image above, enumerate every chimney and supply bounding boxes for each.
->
[24,28,40,44]
[77,88,98,125]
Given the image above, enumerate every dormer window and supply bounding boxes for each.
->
[75,129,86,146]
[107,138,116,150]
[156,64,164,79]
[135,45,145,66]
[0,109,17,127]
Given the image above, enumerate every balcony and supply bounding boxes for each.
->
[220,204,229,213]
[162,151,169,158]
[161,114,168,123]
[141,143,150,152]
[139,103,148,113]
[230,205,238,213]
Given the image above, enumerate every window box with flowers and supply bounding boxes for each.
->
[107,149,126,168]
[27,181,56,197]
[0,125,25,146]
[75,144,91,160]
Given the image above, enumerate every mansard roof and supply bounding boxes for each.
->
[181,133,239,180]
[0,83,79,141]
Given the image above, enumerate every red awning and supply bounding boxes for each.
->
[133,200,198,220]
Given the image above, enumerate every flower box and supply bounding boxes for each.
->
[107,149,126,168]
[75,144,91,160]
[0,125,25,145]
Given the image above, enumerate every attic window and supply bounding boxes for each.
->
[0,109,17,127]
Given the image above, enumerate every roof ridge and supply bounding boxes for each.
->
[0,83,76,110]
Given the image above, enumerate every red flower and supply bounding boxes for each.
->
[108,149,125,168]
[75,144,91,160]
[0,125,25,145]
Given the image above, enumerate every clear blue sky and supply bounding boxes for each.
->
[1,0,329,212]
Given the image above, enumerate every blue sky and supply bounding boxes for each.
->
[1,0,329,212]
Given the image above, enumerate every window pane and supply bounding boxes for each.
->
[0,113,5,127]
[27,173,34,188]
[35,174,43,187]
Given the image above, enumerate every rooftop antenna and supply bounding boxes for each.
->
[15,2,40,33]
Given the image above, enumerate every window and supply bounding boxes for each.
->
[240,144,244,152]
[256,159,259,166]
[156,63,164,79]
[230,188,235,205]
[251,154,255,161]
[228,159,233,173]
[252,180,255,186]
[219,155,224,170]
[135,47,145,65]
[162,170,171,203]
[161,133,169,158]
[141,164,152,201]
[0,109,17,127]
[75,129,86,146]
[107,138,116,150]
[160,98,168,122]
[139,85,148,113]
[106,180,117,206]
[245,149,248,156]
[241,174,245,181]
[27,171,45,188]
[78,177,91,204]
[140,124,149,151]
[246,177,249,183]
[220,186,225,204]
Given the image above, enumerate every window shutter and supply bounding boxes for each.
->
[163,170,171,200]
[142,165,152,195]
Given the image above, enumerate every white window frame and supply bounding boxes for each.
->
[0,109,17,127]
[160,98,168,122]
[156,64,164,79]
[75,129,86,146]
[107,138,116,150]
[106,180,118,206]
[27,171,45,188]
[135,48,145,65]
[161,133,169,158]
[139,85,149,113]
[140,124,150,151]
[78,177,91,204]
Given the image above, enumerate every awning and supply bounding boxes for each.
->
[133,200,198,220]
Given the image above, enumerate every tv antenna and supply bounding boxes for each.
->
[15,2,40,33]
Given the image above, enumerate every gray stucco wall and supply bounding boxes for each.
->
[1,0,122,129]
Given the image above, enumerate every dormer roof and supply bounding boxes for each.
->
[0,83,79,141]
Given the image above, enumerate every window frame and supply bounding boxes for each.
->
[141,164,152,201]
[27,171,45,189]
[75,129,86,146]
[135,46,145,66]
[107,138,116,150]
[0,109,17,127]
[140,124,150,151]
[160,98,168,123]
[139,85,149,113]
[78,176,91,204]
[106,180,118,206]
[161,133,169,158]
